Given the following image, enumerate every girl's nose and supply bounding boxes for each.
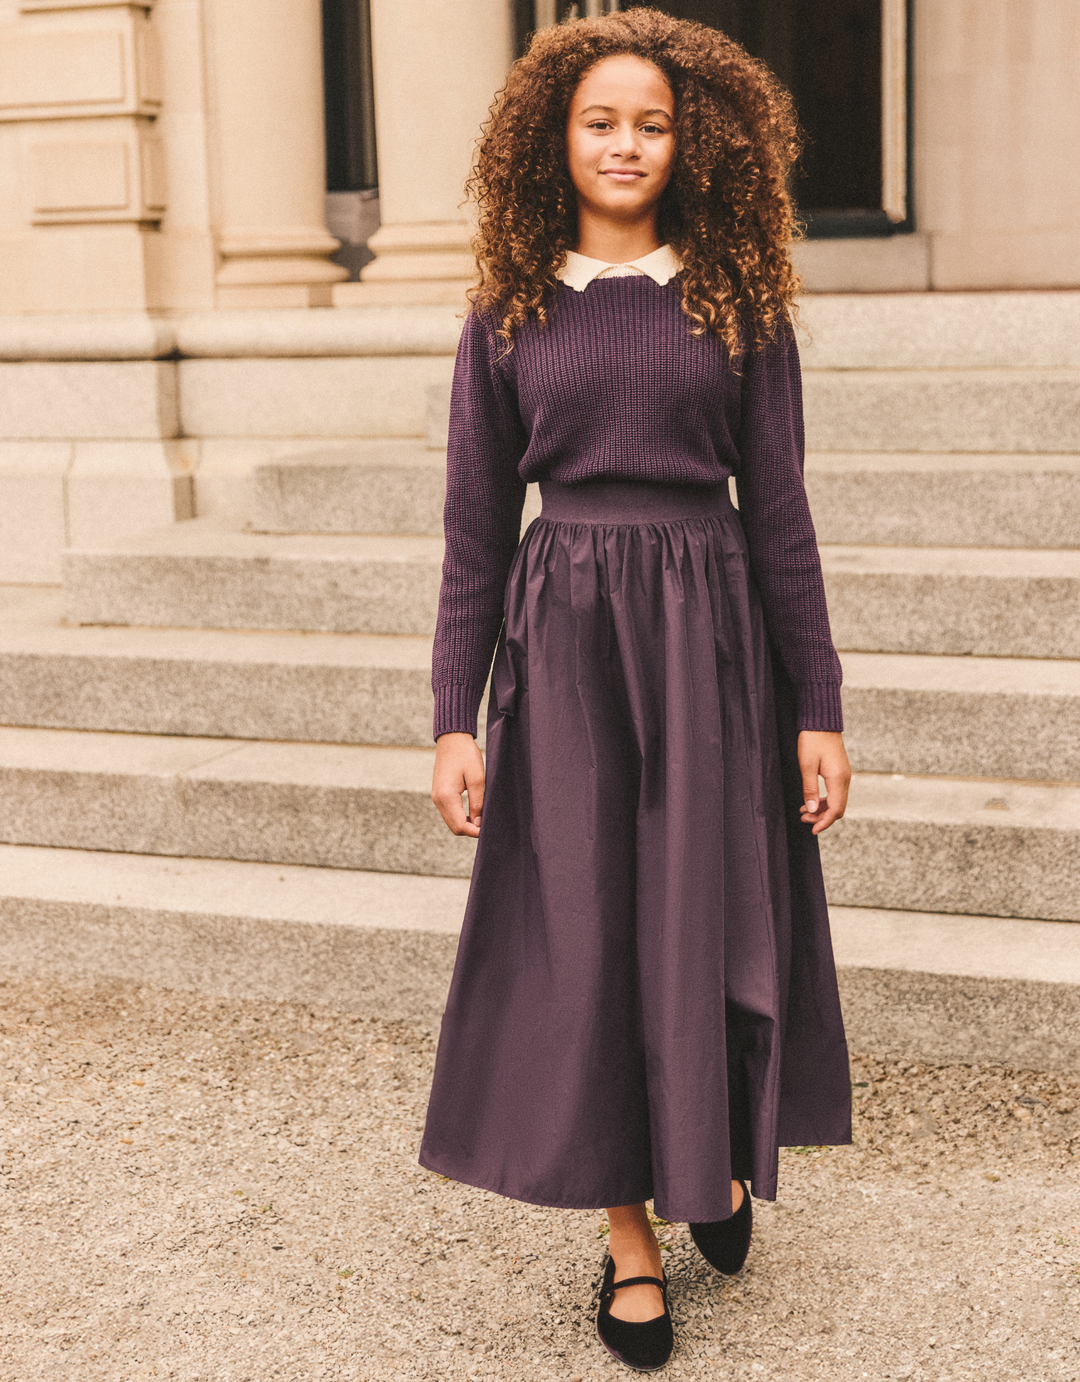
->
[609,120,642,154]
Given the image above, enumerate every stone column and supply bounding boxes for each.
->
[205,0,347,307]
[342,0,513,305]
[915,0,1080,289]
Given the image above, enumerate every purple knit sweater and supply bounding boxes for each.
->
[432,275,843,740]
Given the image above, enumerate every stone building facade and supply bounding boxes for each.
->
[0,1,1076,319]
[0,1,1078,1009]
[0,0,1077,573]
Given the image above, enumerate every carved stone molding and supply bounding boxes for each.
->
[27,121,165,224]
[0,10,161,122]
[20,2,155,13]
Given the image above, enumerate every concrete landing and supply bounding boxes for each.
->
[1,967,1078,1382]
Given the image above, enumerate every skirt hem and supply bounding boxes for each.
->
[418,1151,656,1215]
[416,1146,854,1218]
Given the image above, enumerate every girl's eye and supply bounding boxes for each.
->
[584,118,669,134]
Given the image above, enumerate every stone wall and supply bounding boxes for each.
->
[0,2,1077,317]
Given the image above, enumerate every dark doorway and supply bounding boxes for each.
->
[322,0,379,279]
[514,2,908,237]
[322,0,378,193]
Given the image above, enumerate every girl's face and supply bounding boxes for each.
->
[566,55,676,230]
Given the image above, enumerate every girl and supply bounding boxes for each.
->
[423,9,852,1372]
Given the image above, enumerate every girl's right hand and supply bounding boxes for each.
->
[431,732,486,838]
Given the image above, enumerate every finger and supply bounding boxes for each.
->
[810,799,843,834]
[819,764,849,818]
[451,797,481,837]
[432,776,480,838]
[810,773,850,834]
[826,768,850,819]
[437,793,478,837]
[799,760,821,813]
[463,757,485,825]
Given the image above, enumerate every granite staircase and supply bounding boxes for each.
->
[0,293,1078,1040]
[794,293,1080,928]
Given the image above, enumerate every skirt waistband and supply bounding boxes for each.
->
[538,478,734,525]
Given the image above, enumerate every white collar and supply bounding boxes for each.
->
[557,244,682,292]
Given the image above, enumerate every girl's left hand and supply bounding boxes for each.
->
[797,730,851,834]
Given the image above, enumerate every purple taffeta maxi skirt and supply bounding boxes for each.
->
[420,479,851,1223]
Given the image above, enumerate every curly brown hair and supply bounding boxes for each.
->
[468,6,803,358]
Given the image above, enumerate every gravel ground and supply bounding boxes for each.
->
[1,971,1078,1382]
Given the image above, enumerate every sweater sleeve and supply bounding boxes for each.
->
[431,309,529,740]
[734,328,844,732]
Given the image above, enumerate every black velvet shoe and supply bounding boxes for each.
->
[689,1180,753,1274]
[595,1256,673,1372]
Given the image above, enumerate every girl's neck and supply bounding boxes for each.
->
[575,209,662,264]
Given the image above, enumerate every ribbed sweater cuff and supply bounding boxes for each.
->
[433,684,482,741]
[795,681,844,734]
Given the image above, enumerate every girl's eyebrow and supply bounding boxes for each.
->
[578,104,673,118]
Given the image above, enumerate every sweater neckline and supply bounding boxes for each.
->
[558,245,682,291]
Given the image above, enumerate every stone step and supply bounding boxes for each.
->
[10,598,1075,783]
[0,721,1074,920]
[63,519,443,634]
[819,773,1080,922]
[0,586,435,746]
[3,843,1079,1067]
[251,440,446,535]
[841,651,1080,781]
[0,725,474,877]
[823,545,1080,659]
[795,291,1080,372]
[3,589,1077,779]
[4,834,1073,989]
[0,844,468,1022]
[417,364,1080,459]
[64,531,1080,661]
[801,368,1080,453]
[5,293,1077,371]
[805,453,1080,549]
[177,354,455,442]
[253,447,1080,549]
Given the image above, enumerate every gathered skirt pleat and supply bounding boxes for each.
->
[419,479,851,1223]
